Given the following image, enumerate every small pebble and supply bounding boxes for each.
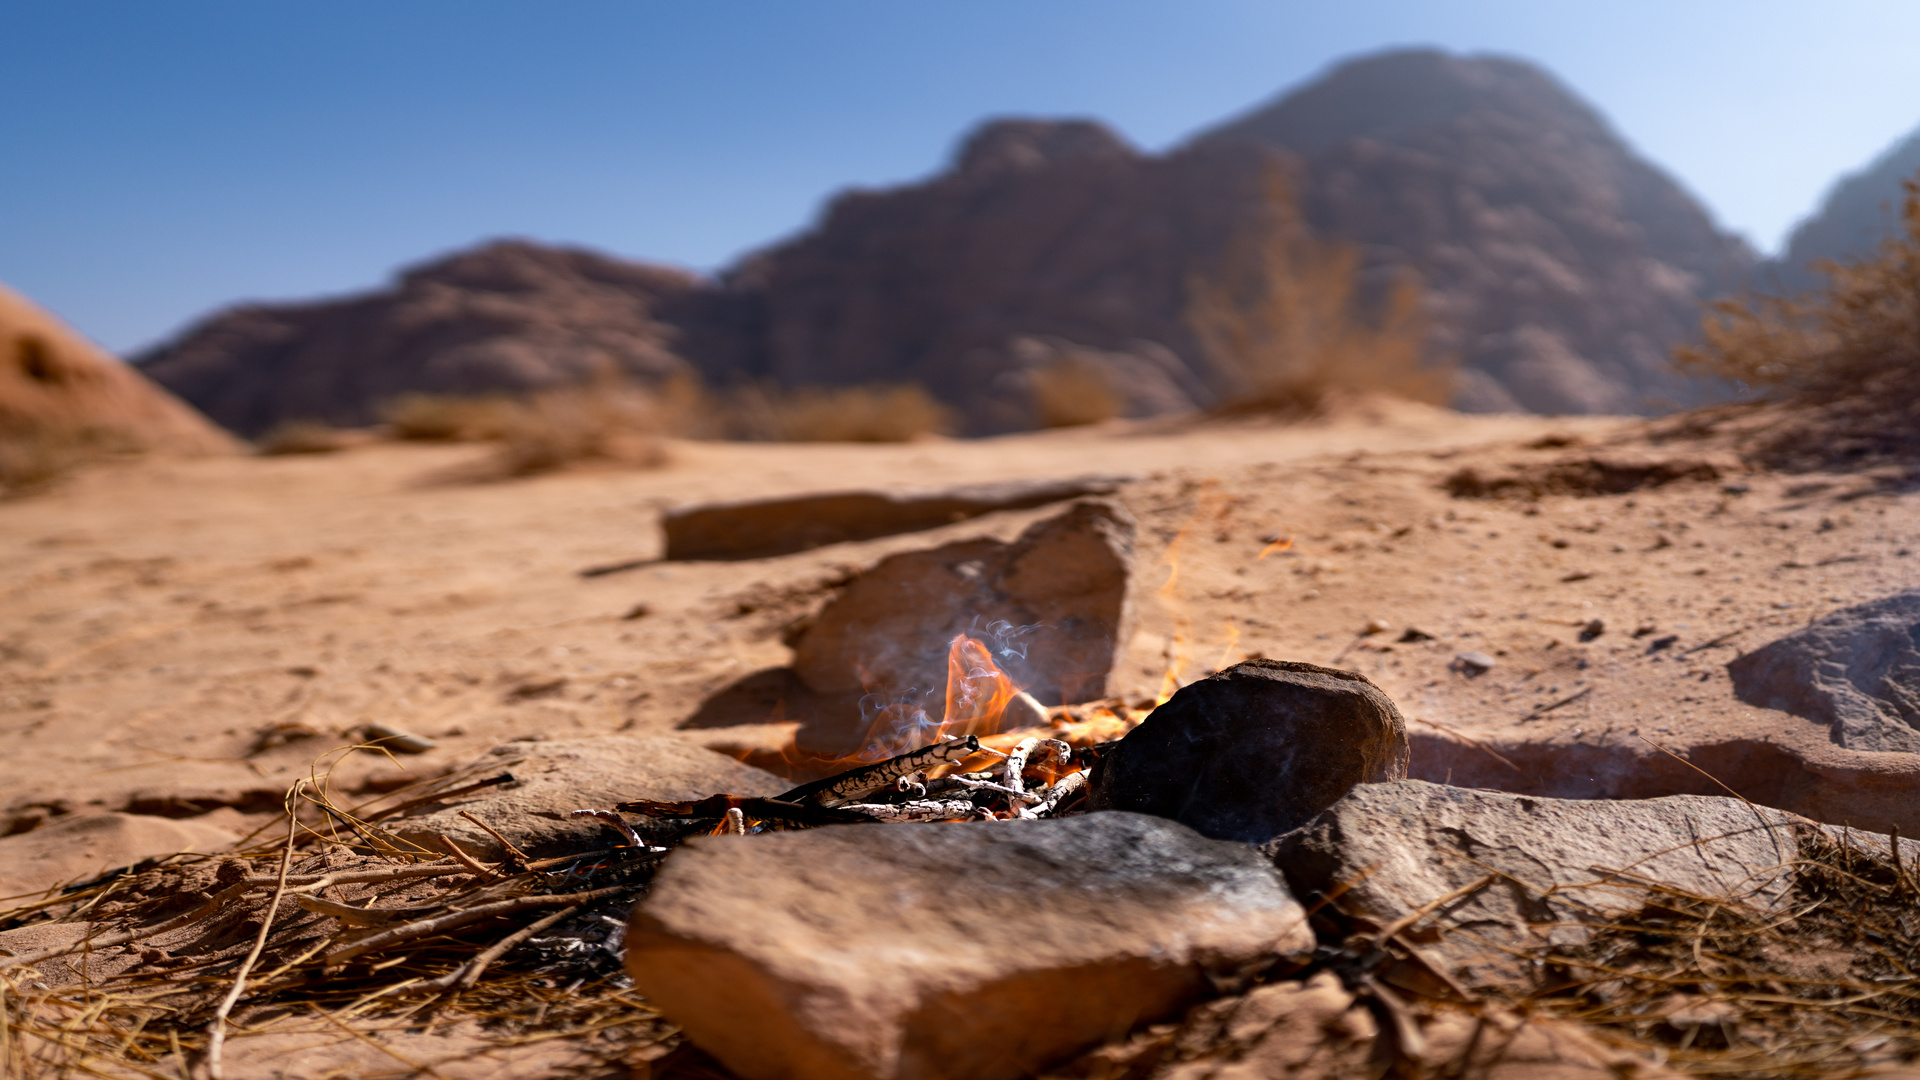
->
[1452,651,1496,676]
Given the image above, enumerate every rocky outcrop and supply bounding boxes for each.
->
[1775,126,1920,292]
[788,500,1136,709]
[1,282,235,460]
[385,737,789,860]
[132,241,737,437]
[1194,49,1753,414]
[662,475,1129,560]
[1267,780,1818,991]
[1088,660,1409,843]
[1728,588,1920,754]
[626,813,1312,1080]
[133,49,1755,436]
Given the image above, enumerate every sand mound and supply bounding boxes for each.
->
[0,282,235,486]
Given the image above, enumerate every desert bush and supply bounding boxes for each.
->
[1676,177,1920,464]
[711,381,952,443]
[1186,170,1451,414]
[256,420,353,456]
[1029,354,1122,428]
[383,393,519,442]
[487,383,668,477]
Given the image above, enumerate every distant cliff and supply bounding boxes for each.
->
[1774,127,1920,294]
[138,48,1758,435]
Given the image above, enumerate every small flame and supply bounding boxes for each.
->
[1257,535,1294,560]
[942,633,1019,736]
[1213,622,1242,672]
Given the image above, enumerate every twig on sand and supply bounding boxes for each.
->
[1518,686,1592,723]
[324,887,627,965]
[1681,628,1744,656]
[420,904,586,995]
[206,788,300,1080]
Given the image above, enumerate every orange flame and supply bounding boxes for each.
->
[941,633,1019,738]
[1257,535,1294,560]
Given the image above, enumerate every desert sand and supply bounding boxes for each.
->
[3,399,1916,894]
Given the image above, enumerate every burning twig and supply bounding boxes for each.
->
[776,736,985,807]
[724,808,747,835]
[1003,738,1041,795]
[935,775,1043,805]
[1031,770,1089,818]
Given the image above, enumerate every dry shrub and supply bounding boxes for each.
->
[1445,457,1722,500]
[713,381,952,443]
[1677,176,1920,467]
[256,420,353,455]
[0,424,135,496]
[1030,354,1122,428]
[1187,170,1452,415]
[487,384,671,477]
[383,393,520,441]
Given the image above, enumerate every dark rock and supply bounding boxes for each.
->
[1728,588,1920,753]
[1267,780,1814,991]
[1086,659,1408,844]
[663,475,1129,561]
[788,500,1135,714]
[625,812,1313,1080]
[385,737,788,860]
[133,241,724,437]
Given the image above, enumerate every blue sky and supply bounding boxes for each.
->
[5,1,1920,354]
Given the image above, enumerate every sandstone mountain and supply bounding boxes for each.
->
[133,241,733,437]
[137,48,1756,434]
[1,281,235,460]
[1774,125,1920,293]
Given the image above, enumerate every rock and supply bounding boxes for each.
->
[788,500,1135,711]
[1774,124,1920,292]
[0,812,239,899]
[385,737,788,860]
[1086,660,1409,844]
[134,241,728,436]
[626,812,1312,1080]
[1135,971,1676,1080]
[1,282,236,482]
[1266,780,1813,991]
[663,475,1130,560]
[1452,650,1496,675]
[1728,588,1920,753]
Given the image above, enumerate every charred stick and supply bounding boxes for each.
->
[775,736,983,808]
[724,807,747,835]
[569,809,644,848]
[1030,769,1088,818]
[325,886,628,964]
[1003,738,1041,795]
[420,903,585,994]
[843,799,979,822]
[935,775,1042,805]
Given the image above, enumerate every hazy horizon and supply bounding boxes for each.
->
[6,1,1920,354]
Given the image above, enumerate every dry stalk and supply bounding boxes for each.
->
[205,794,300,1080]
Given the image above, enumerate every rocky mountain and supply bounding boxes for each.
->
[1,282,235,456]
[133,241,739,437]
[1774,126,1920,293]
[137,48,1758,434]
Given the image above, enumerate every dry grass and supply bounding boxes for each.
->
[1676,176,1920,468]
[1187,169,1452,415]
[0,425,136,497]
[383,393,520,442]
[710,381,952,443]
[255,420,354,456]
[1029,355,1122,428]
[381,379,684,480]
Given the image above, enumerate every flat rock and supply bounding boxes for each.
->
[0,812,238,900]
[1728,587,1920,753]
[788,500,1135,710]
[663,476,1129,560]
[626,812,1313,1080]
[386,736,788,860]
[1267,780,1817,991]
[1087,660,1409,844]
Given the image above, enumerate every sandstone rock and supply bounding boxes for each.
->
[1267,780,1811,991]
[1,282,236,480]
[134,241,726,437]
[1138,971,1675,1080]
[626,812,1312,1080]
[1087,660,1408,844]
[663,475,1129,560]
[1728,588,1920,753]
[386,737,788,860]
[0,812,238,899]
[1775,125,1920,292]
[788,500,1135,711]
